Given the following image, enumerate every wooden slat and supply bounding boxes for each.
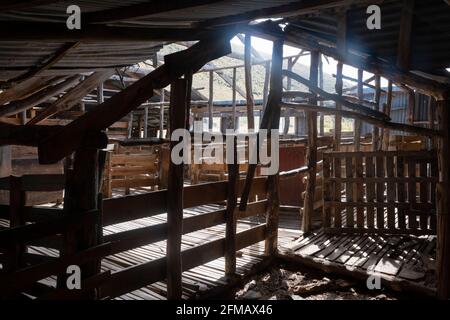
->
[376,156,385,230]
[397,156,406,230]
[386,156,396,230]
[0,174,65,191]
[322,154,331,228]
[345,156,353,228]
[419,161,428,230]
[407,159,417,229]
[333,156,342,228]
[110,177,158,189]
[100,225,266,299]
[365,156,375,229]
[355,156,364,228]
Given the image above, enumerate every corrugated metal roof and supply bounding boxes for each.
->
[286,0,450,75]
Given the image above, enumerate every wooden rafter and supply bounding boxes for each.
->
[36,32,235,164]
[282,27,450,100]
[0,75,80,118]
[283,69,390,121]
[27,70,115,125]
[6,42,79,86]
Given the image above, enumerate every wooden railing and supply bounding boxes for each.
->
[0,176,269,300]
[323,150,438,235]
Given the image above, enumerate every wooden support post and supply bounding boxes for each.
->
[0,146,11,177]
[166,78,188,300]
[127,112,134,139]
[159,89,165,139]
[263,61,270,113]
[428,96,437,150]
[185,73,193,131]
[208,70,214,131]
[334,62,343,150]
[6,176,26,272]
[354,69,363,151]
[284,57,294,135]
[244,34,255,130]
[97,82,104,105]
[302,50,319,233]
[334,9,347,151]
[373,75,381,150]
[318,53,324,136]
[437,99,450,299]
[407,89,415,125]
[381,81,393,150]
[264,39,283,255]
[59,144,103,297]
[232,67,237,130]
[144,106,149,138]
[225,137,238,277]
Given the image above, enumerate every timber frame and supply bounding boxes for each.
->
[0,0,450,300]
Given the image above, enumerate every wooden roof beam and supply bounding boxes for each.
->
[0,22,226,42]
[283,69,390,121]
[6,42,79,86]
[0,75,81,118]
[282,27,450,100]
[27,70,115,125]
[37,31,235,164]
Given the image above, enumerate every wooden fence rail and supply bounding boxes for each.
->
[0,176,270,299]
[323,150,438,235]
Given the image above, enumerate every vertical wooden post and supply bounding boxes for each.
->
[334,62,343,151]
[159,89,165,138]
[144,106,149,138]
[428,96,437,150]
[264,38,283,255]
[185,73,193,131]
[225,137,238,277]
[263,61,270,113]
[20,111,27,125]
[166,78,188,300]
[127,112,133,138]
[354,69,363,151]
[381,81,393,150]
[302,50,319,233]
[334,9,347,151]
[6,176,26,272]
[244,33,255,130]
[59,144,103,296]
[284,57,294,135]
[0,146,11,177]
[407,89,415,125]
[208,71,214,131]
[318,54,324,136]
[97,83,104,104]
[437,99,450,299]
[232,67,237,130]
[373,75,381,150]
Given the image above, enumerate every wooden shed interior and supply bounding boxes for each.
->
[0,0,450,300]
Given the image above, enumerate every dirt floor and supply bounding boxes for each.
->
[235,262,406,300]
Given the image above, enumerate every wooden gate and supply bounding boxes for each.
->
[322,150,438,235]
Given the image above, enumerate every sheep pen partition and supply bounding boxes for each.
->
[322,150,438,235]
